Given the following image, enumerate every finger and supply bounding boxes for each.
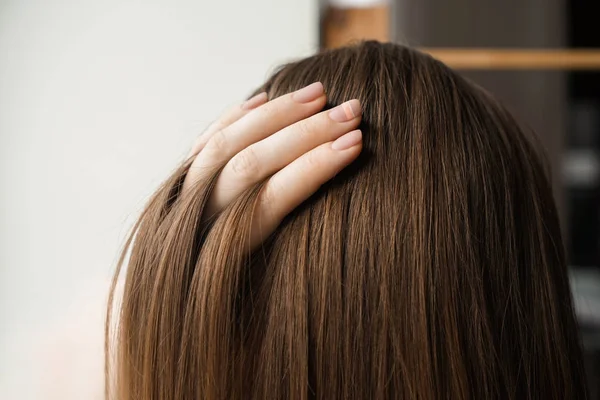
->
[249,129,363,249]
[209,99,362,214]
[187,92,268,158]
[182,82,326,192]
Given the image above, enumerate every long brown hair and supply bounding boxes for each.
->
[106,41,588,399]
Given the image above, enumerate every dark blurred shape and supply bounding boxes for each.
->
[565,101,599,267]
[567,0,600,270]
[569,0,600,98]
[567,2,600,395]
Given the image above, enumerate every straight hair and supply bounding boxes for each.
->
[106,41,588,399]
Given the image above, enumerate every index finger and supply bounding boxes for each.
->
[187,92,269,158]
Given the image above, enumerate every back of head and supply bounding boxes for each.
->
[109,41,588,399]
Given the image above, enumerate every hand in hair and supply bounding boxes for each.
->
[181,82,362,249]
[109,43,589,400]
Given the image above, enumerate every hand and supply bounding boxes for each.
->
[182,82,362,249]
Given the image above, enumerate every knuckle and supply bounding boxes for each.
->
[260,100,283,118]
[295,118,315,139]
[207,120,225,135]
[230,147,260,181]
[206,129,229,153]
[303,148,323,171]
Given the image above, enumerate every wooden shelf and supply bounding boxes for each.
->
[421,49,600,70]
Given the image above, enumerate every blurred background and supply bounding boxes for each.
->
[0,0,598,398]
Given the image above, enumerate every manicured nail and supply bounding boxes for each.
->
[331,129,362,151]
[292,82,324,103]
[242,92,268,110]
[329,99,361,122]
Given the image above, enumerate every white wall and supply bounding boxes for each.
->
[0,1,317,398]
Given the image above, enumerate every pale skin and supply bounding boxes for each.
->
[182,81,363,249]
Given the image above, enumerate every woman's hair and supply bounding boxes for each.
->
[106,41,588,399]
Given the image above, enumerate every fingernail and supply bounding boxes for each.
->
[292,82,324,103]
[331,129,362,151]
[242,92,268,110]
[329,99,361,122]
